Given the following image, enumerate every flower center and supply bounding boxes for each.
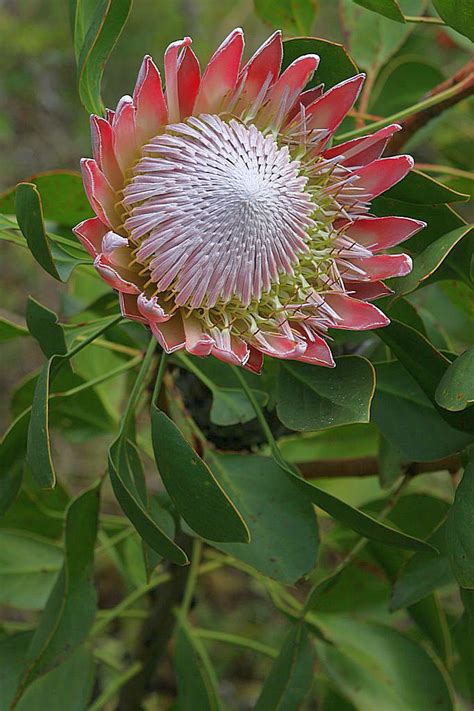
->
[123,114,314,308]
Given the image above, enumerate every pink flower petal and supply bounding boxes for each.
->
[101,231,130,268]
[261,54,319,125]
[306,74,365,134]
[80,158,120,229]
[254,331,306,358]
[105,109,115,124]
[194,28,244,114]
[324,293,389,330]
[238,30,282,105]
[137,293,172,323]
[323,124,401,167]
[243,347,264,374]
[151,314,186,353]
[286,84,324,123]
[119,292,147,322]
[347,253,413,281]
[341,216,426,251]
[112,96,138,173]
[164,37,193,124]
[133,55,168,144]
[94,254,141,294]
[183,316,214,356]
[212,336,249,366]
[348,281,393,302]
[90,115,123,190]
[177,46,201,119]
[353,155,414,199]
[73,216,108,256]
[293,334,335,367]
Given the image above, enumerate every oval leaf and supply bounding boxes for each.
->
[446,455,474,588]
[15,183,61,281]
[151,408,249,543]
[204,453,319,584]
[436,346,474,412]
[108,439,188,565]
[277,356,375,432]
[282,37,358,88]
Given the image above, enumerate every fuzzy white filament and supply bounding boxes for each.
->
[123,114,314,308]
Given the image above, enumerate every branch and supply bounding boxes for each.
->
[116,534,192,710]
[297,454,461,480]
[389,59,474,152]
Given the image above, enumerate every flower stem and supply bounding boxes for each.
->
[403,14,445,24]
[181,538,203,616]
[194,628,278,658]
[151,350,168,406]
[120,337,156,436]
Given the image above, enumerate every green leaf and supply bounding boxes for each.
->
[12,484,100,703]
[108,439,188,565]
[210,388,268,426]
[392,226,473,298]
[204,453,319,584]
[368,494,453,661]
[276,356,375,432]
[15,183,87,281]
[371,361,472,460]
[377,433,403,489]
[377,319,474,433]
[312,617,454,711]
[27,359,59,489]
[0,479,69,540]
[151,408,249,544]
[0,410,29,516]
[15,646,95,711]
[0,632,33,710]
[436,346,474,412]
[370,59,444,116]
[15,183,61,281]
[391,523,454,610]
[280,423,378,463]
[175,615,222,711]
[26,298,68,359]
[282,37,358,89]
[178,352,268,426]
[0,531,62,609]
[292,475,435,552]
[380,169,469,205]
[432,0,474,41]
[446,455,474,588]
[255,624,314,710]
[0,315,28,342]
[0,171,92,226]
[455,589,474,700]
[351,0,405,22]
[70,0,133,114]
[339,0,422,71]
[26,314,122,489]
[255,0,317,34]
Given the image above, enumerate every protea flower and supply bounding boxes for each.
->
[74,28,423,373]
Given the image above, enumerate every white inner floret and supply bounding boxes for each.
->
[123,114,315,308]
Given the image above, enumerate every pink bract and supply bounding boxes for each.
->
[75,28,423,373]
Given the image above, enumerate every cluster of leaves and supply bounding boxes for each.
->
[0,0,473,709]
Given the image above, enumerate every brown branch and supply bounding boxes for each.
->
[116,534,192,710]
[389,59,474,152]
[297,454,461,480]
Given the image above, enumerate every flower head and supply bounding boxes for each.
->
[75,29,423,372]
